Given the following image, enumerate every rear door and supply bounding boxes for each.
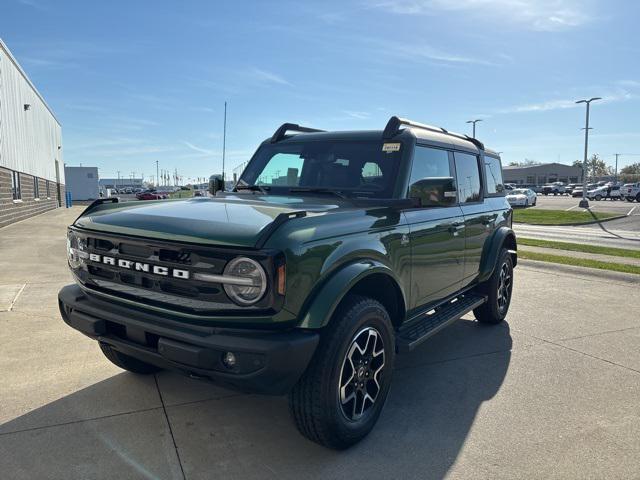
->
[405,145,465,310]
[454,151,497,282]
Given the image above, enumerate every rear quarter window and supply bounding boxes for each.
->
[484,156,505,196]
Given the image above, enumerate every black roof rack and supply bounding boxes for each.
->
[383,116,484,151]
[271,123,325,143]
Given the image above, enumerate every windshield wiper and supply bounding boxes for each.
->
[288,187,349,200]
[235,184,270,194]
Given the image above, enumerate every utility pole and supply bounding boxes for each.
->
[575,97,601,208]
[156,160,159,188]
[222,101,227,185]
[466,119,482,139]
[116,171,120,189]
[614,153,620,183]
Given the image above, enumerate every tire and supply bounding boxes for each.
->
[595,195,602,201]
[524,199,529,207]
[533,197,537,206]
[627,197,635,202]
[636,194,640,203]
[289,295,395,450]
[474,248,514,324]
[99,342,162,374]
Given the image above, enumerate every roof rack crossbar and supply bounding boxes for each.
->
[271,123,325,143]
[383,116,484,151]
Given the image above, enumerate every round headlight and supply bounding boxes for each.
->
[67,230,87,269]
[223,257,267,305]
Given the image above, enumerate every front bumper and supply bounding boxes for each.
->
[58,284,319,395]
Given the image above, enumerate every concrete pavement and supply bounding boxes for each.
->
[1,207,639,479]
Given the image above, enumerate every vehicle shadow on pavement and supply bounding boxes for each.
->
[0,319,512,480]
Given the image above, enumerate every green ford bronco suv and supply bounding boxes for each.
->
[59,116,516,449]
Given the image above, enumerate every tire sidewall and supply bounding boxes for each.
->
[493,250,514,318]
[323,301,395,443]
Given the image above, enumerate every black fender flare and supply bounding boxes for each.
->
[477,226,517,283]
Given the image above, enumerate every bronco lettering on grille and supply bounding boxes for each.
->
[88,253,190,279]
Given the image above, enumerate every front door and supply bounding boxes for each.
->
[405,146,465,310]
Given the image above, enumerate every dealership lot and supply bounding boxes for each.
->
[1,208,639,479]
[529,192,640,214]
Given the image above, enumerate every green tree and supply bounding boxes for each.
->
[583,154,613,178]
[620,162,640,175]
[508,158,540,167]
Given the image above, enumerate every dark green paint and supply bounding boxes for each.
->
[73,132,514,330]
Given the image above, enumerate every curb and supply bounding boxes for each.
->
[514,214,627,227]
[518,258,640,284]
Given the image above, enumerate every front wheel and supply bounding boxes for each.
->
[474,248,514,324]
[289,295,395,449]
[595,195,602,201]
[627,197,635,202]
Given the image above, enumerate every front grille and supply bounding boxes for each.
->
[72,230,279,315]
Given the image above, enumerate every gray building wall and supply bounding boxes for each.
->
[64,166,99,200]
[99,178,143,189]
[502,163,583,186]
[0,39,65,228]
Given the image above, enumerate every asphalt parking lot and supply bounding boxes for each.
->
[1,208,639,480]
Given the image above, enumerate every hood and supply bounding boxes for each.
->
[74,196,339,247]
[506,194,526,199]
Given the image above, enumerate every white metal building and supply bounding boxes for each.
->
[64,166,99,201]
[0,38,65,228]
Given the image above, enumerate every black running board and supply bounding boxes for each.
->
[397,292,487,352]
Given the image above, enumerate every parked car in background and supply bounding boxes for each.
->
[136,189,167,200]
[506,188,537,207]
[541,182,566,195]
[504,183,516,191]
[571,186,583,197]
[622,183,640,202]
[566,183,581,195]
[587,185,622,201]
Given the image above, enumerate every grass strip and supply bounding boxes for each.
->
[519,237,640,260]
[519,250,640,275]
[513,209,620,225]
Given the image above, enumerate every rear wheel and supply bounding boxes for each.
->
[636,194,640,203]
[595,194,602,201]
[99,342,162,374]
[289,295,395,449]
[474,248,513,324]
[627,197,635,202]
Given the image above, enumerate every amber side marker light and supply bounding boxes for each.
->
[277,264,286,295]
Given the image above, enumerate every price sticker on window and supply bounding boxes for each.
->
[382,143,401,153]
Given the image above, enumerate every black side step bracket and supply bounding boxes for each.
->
[397,292,487,353]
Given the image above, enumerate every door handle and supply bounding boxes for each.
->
[449,223,465,236]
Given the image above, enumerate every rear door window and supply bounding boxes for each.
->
[454,152,482,203]
[484,156,504,195]
[408,146,456,206]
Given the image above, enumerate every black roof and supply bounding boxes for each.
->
[268,117,500,156]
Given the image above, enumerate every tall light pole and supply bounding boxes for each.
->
[575,97,601,208]
[466,119,482,138]
[222,101,227,186]
[156,160,159,188]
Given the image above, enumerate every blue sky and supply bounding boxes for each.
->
[2,0,639,182]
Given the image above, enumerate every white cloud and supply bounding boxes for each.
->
[183,141,214,156]
[342,110,371,120]
[372,0,594,31]
[250,68,291,86]
[498,87,638,114]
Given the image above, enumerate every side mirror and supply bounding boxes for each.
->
[409,177,456,207]
[209,176,224,196]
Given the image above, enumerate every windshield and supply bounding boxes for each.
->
[511,189,527,195]
[238,140,404,198]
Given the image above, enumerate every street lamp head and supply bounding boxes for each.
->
[576,97,602,105]
[466,119,482,124]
